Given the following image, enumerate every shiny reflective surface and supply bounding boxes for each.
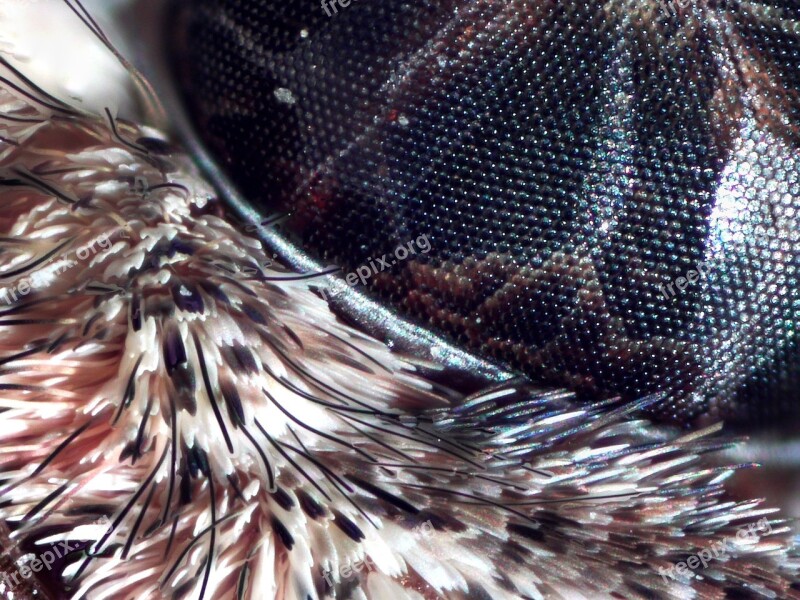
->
[173,0,800,426]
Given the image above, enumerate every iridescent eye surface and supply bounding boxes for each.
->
[171,0,800,427]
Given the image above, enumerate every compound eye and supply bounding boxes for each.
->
[170,0,800,427]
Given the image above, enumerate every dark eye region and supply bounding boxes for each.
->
[171,0,800,428]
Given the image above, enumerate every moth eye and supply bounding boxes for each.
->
[169,0,800,428]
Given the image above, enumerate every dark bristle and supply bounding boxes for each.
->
[135,136,174,155]
[162,399,178,525]
[241,302,267,326]
[265,389,378,464]
[193,332,234,453]
[187,446,210,479]
[166,237,195,256]
[171,362,198,416]
[346,475,420,515]
[72,446,168,582]
[112,355,143,425]
[130,395,154,462]
[220,379,245,427]
[22,481,70,522]
[332,510,365,542]
[414,511,468,534]
[198,280,229,304]
[508,523,545,543]
[30,420,93,477]
[240,424,276,492]
[282,324,304,350]
[104,107,148,154]
[271,515,294,550]
[199,474,216,600]
[255,418,332,501]
[236,559,250,600]
[179,454,193,506]
[171,282,204,314]
[227,474,245,501]
[296,490,325,520]
[223,343,259,375]
[163,326,187,375]
[122,483,156,558]
[0,235,74,280]
[172,579,195,600]
[270,488,294,512]
[130,294,142,331]
[164,515,179,559]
